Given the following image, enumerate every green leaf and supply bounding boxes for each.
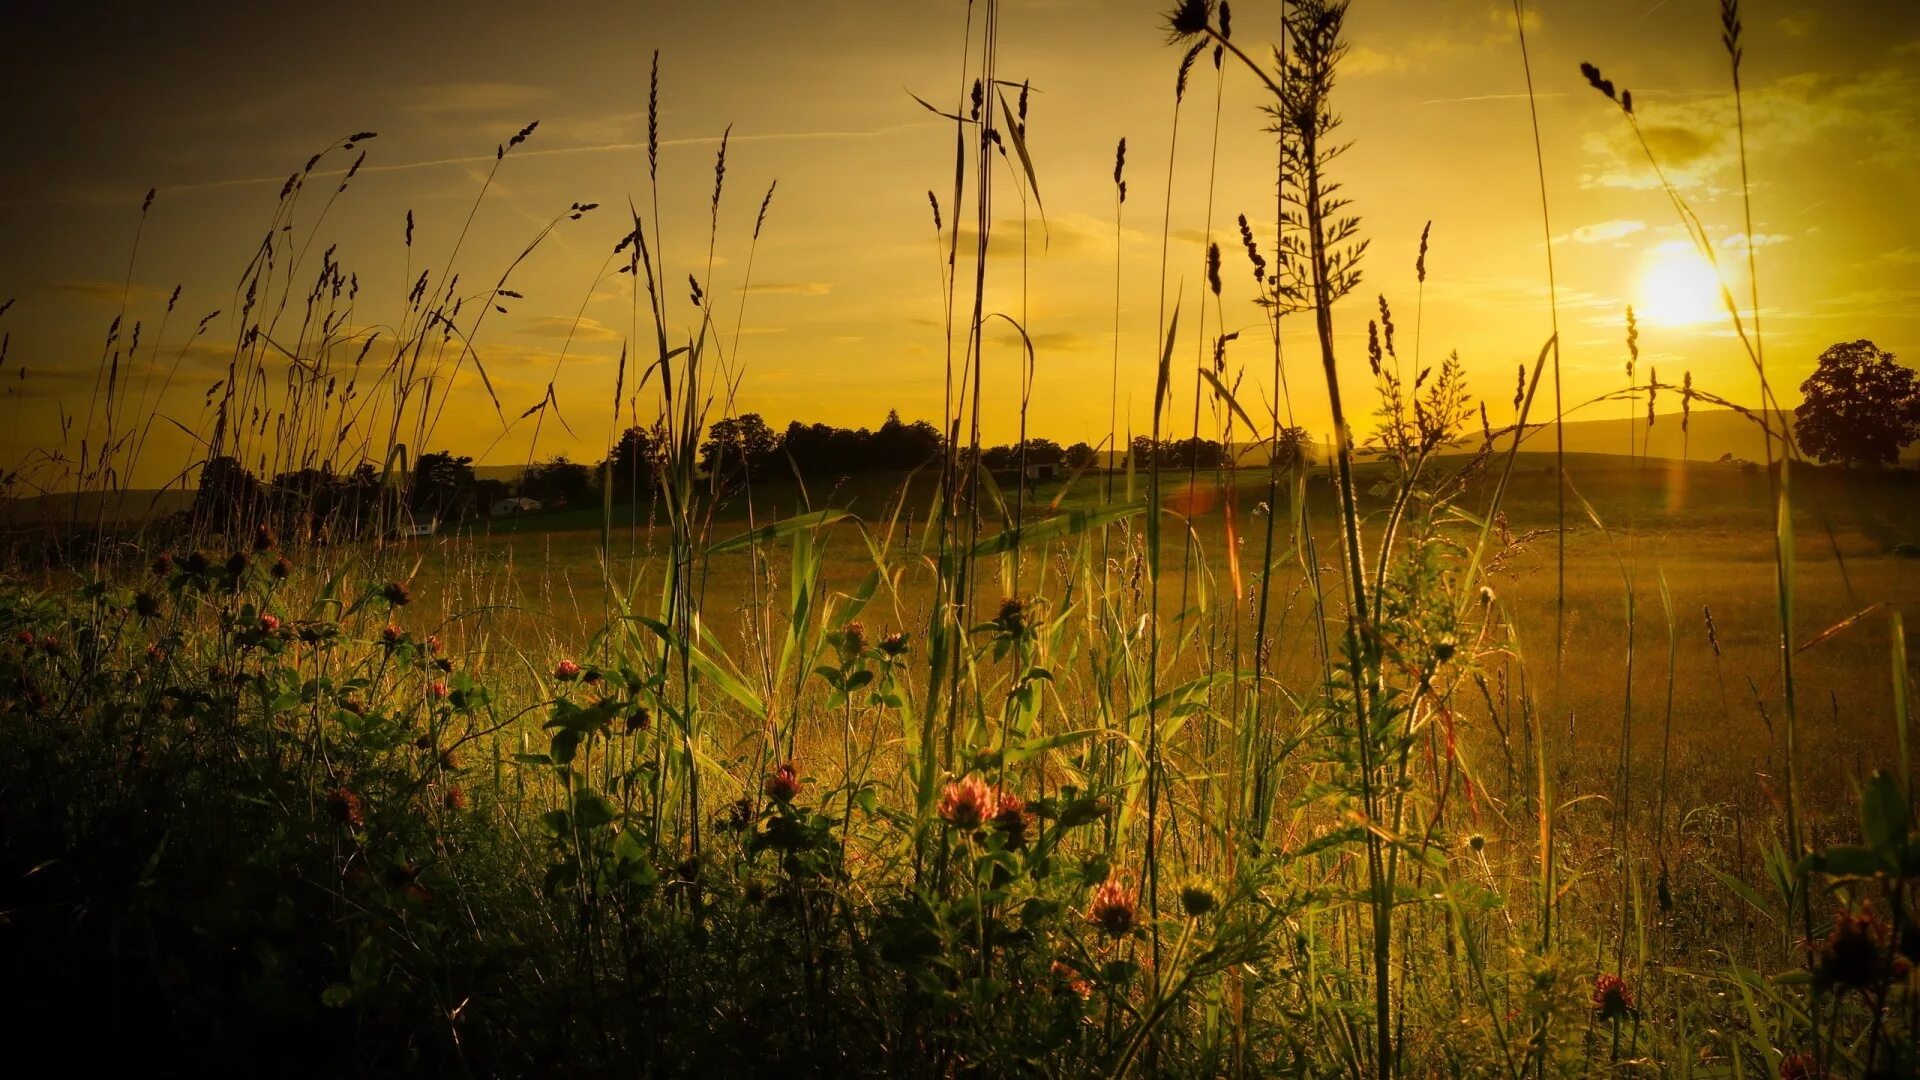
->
[1705,865,1776,925]
[708,508,851,555]
[1859,770,1909,854]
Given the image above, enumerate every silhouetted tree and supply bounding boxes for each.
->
[192,455,261,534]
[1129,436,1225,469]
[1272,425,1315,469]
[522,455,596,508]
[701,414,779,480]
[1795,340,1920,470]
[412,451,476,518]
[605,425,662,499]
[871,410,945,469]
[1064,441,1100,469]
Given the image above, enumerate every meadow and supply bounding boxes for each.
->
[2,1,1917,1076]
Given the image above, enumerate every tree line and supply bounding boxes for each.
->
[185,409,1322,539]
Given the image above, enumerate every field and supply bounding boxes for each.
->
[4,0,1919,1076]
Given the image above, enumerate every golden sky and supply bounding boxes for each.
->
[1,0,1915,487]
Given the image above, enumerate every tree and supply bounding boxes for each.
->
[700,413,779,480]
[522,455,596,508]
[1064,441,1100,469]
[192,455,261,533]
[872,410,944,469]
[1272,425,1315,470]
[605,425,661,499]
[411,451,475,517]
[1795,340,1920,470]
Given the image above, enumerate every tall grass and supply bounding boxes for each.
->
[0,2,1914,1076]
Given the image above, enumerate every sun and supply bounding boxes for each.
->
[1636,243,1728,327]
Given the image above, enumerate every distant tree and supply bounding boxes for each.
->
[522,455,596,508]
[474,478,507,515]
[605,425,661,499]
[411,451,475,517]
[1064,441,1100,469]
[1128,436,1225,469]
[871,411,944,469]
[192,455,261,533]
[1795,340,1920,470]
[701,414,779,480]
[1019,438,1064,466]
[1272,425,1315,470]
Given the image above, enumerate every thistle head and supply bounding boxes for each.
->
[938,775,998,830]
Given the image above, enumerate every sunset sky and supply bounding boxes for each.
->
[1,0,1915,487]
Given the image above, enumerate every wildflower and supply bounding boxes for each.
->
[225,552,249,577]
[1778,1052,1824,1080]
[841,620,867,655]
[1591,973,1635,1021]
[1433,635,1457,663]
[1087,878,1138,938]
[443,787,467,811]
[726,796,754,830]
[270,556,291,580]
[992,790,1032,848]
[132,591,161,619]
[1050,959,1092,999]
[151,552,173,576]
[428,680,449,700]
[1164,0,1213,40]
[383,581,411,607]
[434,657,453,672]
[765,761,802,804]
[253,523,276,551]
[880,631,909,657]
[554,658,582,681]
[1479,585,1496,606]
[326,788,366,829]
[382,623,403,645]
[626,707,651,734]
[938,775,997,830]
[423,634,440,654]
[184,551,210,574]
[15,629,33,646]
[145,643,165,663]
[996,596,1027,635]
[39,635,60,656]
[259,613,281,633]
[1468,833,1487,853]
[1179,877,1220,918]
[1814,909,1896,993]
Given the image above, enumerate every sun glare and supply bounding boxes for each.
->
[1636,243,1728,327]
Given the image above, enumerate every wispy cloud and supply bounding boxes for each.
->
[1556,219,1647,245]
[518,315,620,342]
[43,280,169,305]
[406,82,553,115]
[742,282,833,296]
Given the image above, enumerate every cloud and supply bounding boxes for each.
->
[518,315,621,342]
[955,213,1112,259]
[1776,15,1815,38]
[43,280,169,304]
[1582,66,1920,190]
[1718,232,1790,254]
[987,327,1096,352]
[406,82,553,115]
[1558,219,1647,245]
[742,282,833,296]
